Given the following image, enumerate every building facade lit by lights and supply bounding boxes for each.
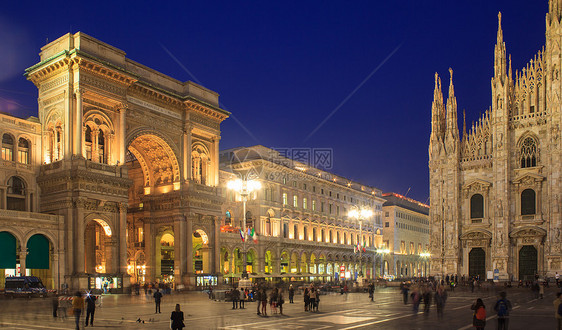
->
[218,145,386,282]
[429,2,562,281]
[0,32,228,291]
[381,193,430,278]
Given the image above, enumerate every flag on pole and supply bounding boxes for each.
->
[251,228,258,243]
[239,229,245,242]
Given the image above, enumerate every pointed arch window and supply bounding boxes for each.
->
[7,176,26,211]
[520,137,538,168]
[521,189,536,215]
[192,144,211,185]
[2,134,14,161]
[470,194,484,219]
[18,138,30,164]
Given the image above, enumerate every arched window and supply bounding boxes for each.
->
[303,226,308,240]
[225,210,232,226]
[321,229,325,242]
[313,228,317,242]
[521,189,536,215]
[7,176,26,211]
[2,134,14,161]
[293,224,299,239]
[192,145,211,185]
[98,130,105,163]
[283,223,289,238]
[85,126,93,160]
[337,232,340,244]
[343,233,347,245]
[470,194,484,219]
[245,211,253,228]
[329,230,333,243]
[520,137,538,168]
[265,217,271,236]
[17,138,30,164]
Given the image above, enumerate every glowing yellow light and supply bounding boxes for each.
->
[144,187,151,195]
[173,182,180,190]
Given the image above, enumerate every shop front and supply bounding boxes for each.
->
[88,274,123,294]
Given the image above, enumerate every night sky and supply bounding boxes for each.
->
[0,1,549,203]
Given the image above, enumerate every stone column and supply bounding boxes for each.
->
[64,88,71,159]
[118,106,126,164]
[19,249,27,276]
[212,136,220,186]
[119,203,128,274]
[174,217,186,285]
[183,124,193,181]
[144,221,154,282]
[91,129,99,163]
[75,199,85,274]
[74,89,83,156]
[186,215,194,285]
[214,217,220,274]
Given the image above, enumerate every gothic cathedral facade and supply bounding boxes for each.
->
[429,2,562,281]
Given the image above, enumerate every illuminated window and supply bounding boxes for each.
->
[138,228,144,242]
[283,193,288,205]
[17,138,29,164]
[312,200,316,211]
[7,176,26,211]
[2,134,14,161]
[293,195,298,207]
[303,198,307,209]
[192,144,211,185]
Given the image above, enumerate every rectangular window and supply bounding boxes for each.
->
[138,228,144,242]
[303,198,308,209]
[385,212,389,217]
[264,189,269,201]
[343,196,346,201]
[337,193,340,199]
[400,241,405,254]
[18,150,29,164]
[2,147,12,161]
[321,202,325,213]
[283,176,287,184]
[283,193,288,205]
[410,242,414,255]
[418,243,422,254]
[385,222,389,227]
[336,205,339,216]
[321,188,324,195]
[293,195,298,207]
[303,183,307,190]
[313,186,316,193]
[312,200,316,211]
[293,181,297,187]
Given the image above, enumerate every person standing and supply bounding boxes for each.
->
[494,291,512,330]
[309,288,317,312]
[170,304,185,330]
[471,298,486,330]
[240,288,246,309]
[154,288,163,313]
[85,293,97,327]
[232,288,240,309]
[72,291,84,330]
[260,288,268,316]
[304,287,310,311]
[52,295,59,318]
[554,292,562,330]
[288,284,295,303]
[434,285,447,320]
[256,289,262,315]
[401,282,409,305]
[422,286,432,316]
[368,282,375,302]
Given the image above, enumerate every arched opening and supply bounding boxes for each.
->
[290,252,299,273]
[265,250,274,273]
[220,247,230,274]
[234,248,243,274]
[85,219,113,274]
[246,249,256,274]
[520,137,538,168]
[17,138,30,164]
[192,144,211,185]
[26,234,53,289]
[521,189,536,215]
[300,253,308,274]
[280,252,289,273]
[193,230,209,274]
[225,210,232,226]
[519,245,537,281]
[470,194,484,219]
[469,247,486,279]
[0,231,19,289]
[159,232,174,283]
[7,176,26,211]
[310,253,316,274]
[2,133,14,161]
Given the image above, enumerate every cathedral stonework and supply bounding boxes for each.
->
[429,3,562,280]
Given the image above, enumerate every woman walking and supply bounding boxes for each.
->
[277,289,284,315]
[471,298,486,330]
[170,304,185,330]
[309,288,317,312]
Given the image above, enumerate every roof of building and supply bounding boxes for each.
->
[382,192,429,215]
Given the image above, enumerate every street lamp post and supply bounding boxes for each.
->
[348,206,373,282]
[227,176,261,279]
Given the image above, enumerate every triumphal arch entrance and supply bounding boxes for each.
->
[25,32,229,291]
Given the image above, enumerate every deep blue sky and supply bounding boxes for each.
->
[0,1,549,203]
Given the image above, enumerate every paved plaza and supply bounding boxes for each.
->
[0,286,559,329]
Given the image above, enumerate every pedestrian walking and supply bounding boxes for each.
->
[277,289,285,315]
[401,282,409,305]
[270,288,278,314]
[72,291,84,330]
[540,282,545,299]
[256,289,262,315]
[494,291,512,330]
[554,292,562,330]
[170,304,185,330]
[288,284,295,303]
[411,287,421,314]
[423,286,432,316]
[368,282,375,302]
[154,288,163,313]
[434,285,447,320]
[85,293,97,327]
[260,289,268,316]
[471,298,486,330]
[52,294,59,318]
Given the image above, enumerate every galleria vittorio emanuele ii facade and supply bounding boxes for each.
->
[429,2,562,281]
[0,32,387,292]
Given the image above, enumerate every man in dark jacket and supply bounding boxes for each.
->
[85,293,97,327]
[232,288,240,309]
[154,289,163,313]
[494,291,512,330]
